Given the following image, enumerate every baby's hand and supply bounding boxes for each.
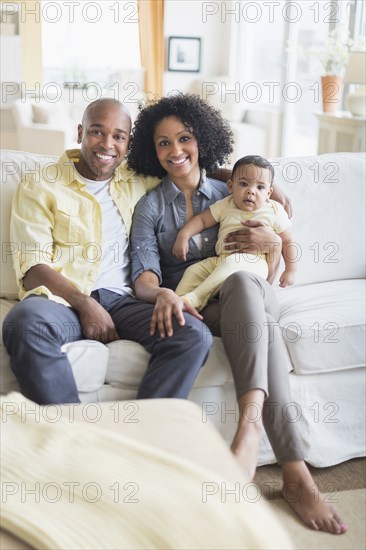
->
[279,270,296,288]
[172,235,189,261]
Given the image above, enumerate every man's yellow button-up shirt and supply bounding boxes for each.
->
[10,150,159,305]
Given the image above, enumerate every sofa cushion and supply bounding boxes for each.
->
[105,336,240,392]
[0,150,56,299]
[272,152,365,286]
[106,340,150,390]
[61,340,109,393]
[276,279,365,375]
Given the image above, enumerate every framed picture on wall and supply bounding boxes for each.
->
[168,36,201,72]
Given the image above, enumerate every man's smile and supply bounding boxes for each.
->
[94,152,117,163]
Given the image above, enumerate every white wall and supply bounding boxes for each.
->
[163,0,232,94]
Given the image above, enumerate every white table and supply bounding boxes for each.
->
[315,112,366,154]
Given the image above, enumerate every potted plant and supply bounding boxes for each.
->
[307,27,353,112]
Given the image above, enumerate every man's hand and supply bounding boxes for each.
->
[76,296,119,343]
[224,220,282,255]
[151,288,202,338]
[22,265,119,343]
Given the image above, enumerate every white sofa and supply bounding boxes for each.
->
[11,99,82,156]
[1,149,365,467]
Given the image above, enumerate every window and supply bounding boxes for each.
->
[41,0,141,99]
[233,0,365,157]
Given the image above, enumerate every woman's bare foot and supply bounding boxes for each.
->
[230,420,263,481]
[282,461,348,534]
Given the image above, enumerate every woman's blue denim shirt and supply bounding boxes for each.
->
[130,172,228,290]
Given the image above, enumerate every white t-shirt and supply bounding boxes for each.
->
[78,174,133,296]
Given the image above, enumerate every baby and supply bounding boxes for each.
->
[173,155,297,311]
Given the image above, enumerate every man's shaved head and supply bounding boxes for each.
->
[81,98,131,127]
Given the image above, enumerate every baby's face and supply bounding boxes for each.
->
[228,164,273,212]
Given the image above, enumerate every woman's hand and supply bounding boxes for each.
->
[224,220,282,255]
[151,288,203,338]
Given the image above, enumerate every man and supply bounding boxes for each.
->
[3,98,213,404]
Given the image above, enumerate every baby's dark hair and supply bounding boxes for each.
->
[127,93,234,177]
[232,155,275,183]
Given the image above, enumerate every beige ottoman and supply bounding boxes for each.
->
[1,397,292,549]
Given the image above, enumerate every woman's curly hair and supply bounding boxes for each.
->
[127,93,234,177]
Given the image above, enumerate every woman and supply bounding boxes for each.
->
[127,93,347,535]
